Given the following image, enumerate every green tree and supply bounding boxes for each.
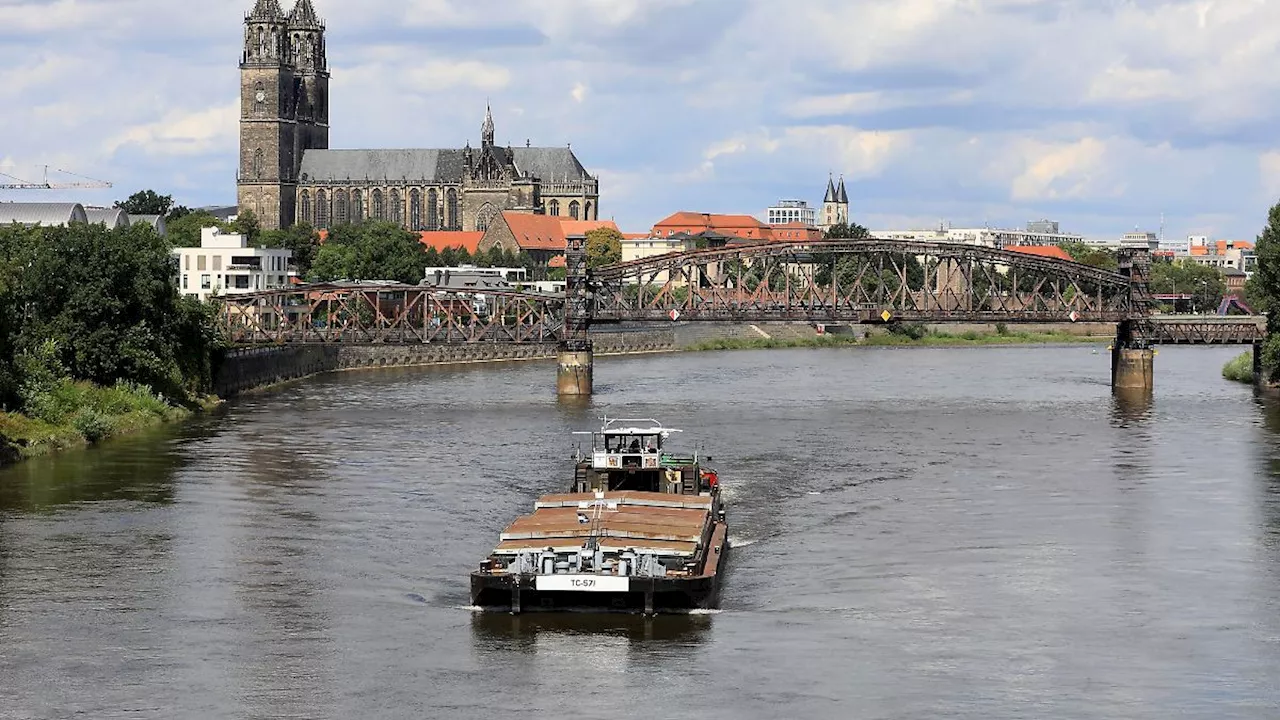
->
[1059,241,1118,271]
[165,210,221,248]
[5,222,220,402]
[1148,259,1226,313]
[115,189,174,217]
[308,222,425,284]
[1250,201,1280,376]
[223,208,260,241]
[585,227,623,268]
[824,222,870,240]
[259,222,321,276]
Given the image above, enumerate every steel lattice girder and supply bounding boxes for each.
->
[590,239,1146,323]
[215,283,565,345]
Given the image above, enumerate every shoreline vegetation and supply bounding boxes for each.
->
[686,327,1108,352]
[1222,352,1254,385]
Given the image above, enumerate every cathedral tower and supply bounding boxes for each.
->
[238,0,329,230]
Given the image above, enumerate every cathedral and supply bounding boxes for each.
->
[236,0,600,232]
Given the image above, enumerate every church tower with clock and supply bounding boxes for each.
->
[237,0,330,230]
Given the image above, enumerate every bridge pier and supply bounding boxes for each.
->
[557,341,593,396]
[1111,319,1154,392]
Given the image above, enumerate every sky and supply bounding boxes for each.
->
[2,0,1279,242]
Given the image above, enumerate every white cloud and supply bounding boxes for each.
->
[1007,137,1111,201]
[571,82,588,103]
[105,101,239,157]
[402,60,511,93]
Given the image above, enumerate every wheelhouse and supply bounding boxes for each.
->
[572,418,716,495]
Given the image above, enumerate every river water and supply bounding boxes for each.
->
[1,345,1278,719]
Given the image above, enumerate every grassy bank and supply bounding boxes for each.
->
[1222,351,1254,385]
[685,328,1108,352]
[0,380,212,466]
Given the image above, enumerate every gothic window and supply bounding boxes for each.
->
[335,190,348,225]
[548,200,560,217]
[569,201,580,220]
[446,189,459,230]
[372,190,384,220]
[475,203,500,232]
[353,190,364,222]
[253,83,265,114]
[390,189,402,226]
[251,149,264,179]
[426,189,439,231]
[299,190,312,225]
[585,201,593,221]
[409,189,422,231]
[315,190,329,229]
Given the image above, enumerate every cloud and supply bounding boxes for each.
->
[105,101,239,157]
[3,0,1279,240]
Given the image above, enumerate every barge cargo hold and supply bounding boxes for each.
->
[470,419,728,615]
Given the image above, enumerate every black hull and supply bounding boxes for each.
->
[472,532,729,615]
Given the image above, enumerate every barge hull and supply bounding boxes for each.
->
[471,526,728,615]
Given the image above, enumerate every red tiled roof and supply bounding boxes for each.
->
[1008,245,1073,261]
[560,220,619,236]
[419,231,483,253]
[503,212,566,251]
[548,255,567,268]
[622,232,650,240]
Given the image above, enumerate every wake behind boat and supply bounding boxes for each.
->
[470,418,729,615]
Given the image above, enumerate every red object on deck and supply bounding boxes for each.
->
[705,471,718,487]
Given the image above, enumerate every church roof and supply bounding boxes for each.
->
[824,178,837,203]
[298,147,590,184]
[836,177,848,204]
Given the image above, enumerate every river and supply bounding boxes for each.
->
[1,345,1278,719]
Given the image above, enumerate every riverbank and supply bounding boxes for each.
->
[0,380,216,466]
[686,328,1108,352]
[1222,352,1254,385]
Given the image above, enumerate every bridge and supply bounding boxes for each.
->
[214,237,1267,394]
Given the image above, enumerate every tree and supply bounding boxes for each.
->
[1250,201,1280,377]
[223,208,260,241]
[1148,259,1226,313]
[259,222,322,276]
[165,210,221,248]
[824,222,870,240]
[308,222,426,284]
[1060,241,1118,271]
[585,227,623,268]
[115,189,174,217]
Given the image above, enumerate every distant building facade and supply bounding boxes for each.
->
[237,0,599,232]
[872,223,1085,248]
[0,202,165,236]
[767,200,816,227]
[173,226,295,301]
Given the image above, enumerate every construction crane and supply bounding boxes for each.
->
[0,165,113,190]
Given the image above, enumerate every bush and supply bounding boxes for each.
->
[888,322,928,340]
[1222,352,1254,384]
[995,322,1009,336]
[72,408,112,443]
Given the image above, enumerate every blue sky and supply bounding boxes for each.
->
[3,0,1279,241]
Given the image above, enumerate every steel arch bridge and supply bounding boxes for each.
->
[215,239,1182,345]
[590,239,1147,324]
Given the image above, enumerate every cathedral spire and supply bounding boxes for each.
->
[248,0,285,21]
[824,175,837,203]
[836,175,848,204]
[481,104,495,148]
[288,0,322,28]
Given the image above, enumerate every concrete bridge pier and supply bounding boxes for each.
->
[1111,320,1154,392]
[557,341,594,396]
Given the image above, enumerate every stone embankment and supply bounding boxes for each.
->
[214,321,1117,397]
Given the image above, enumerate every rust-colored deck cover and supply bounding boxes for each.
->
[493,491,712,557]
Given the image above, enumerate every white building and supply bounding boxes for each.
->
[766,200,816,227]
[424,265,527,286]
[173,226,295,301]
[871,223,1085,248]
[1121,231,1159,251]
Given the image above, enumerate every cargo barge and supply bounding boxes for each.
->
[470,419,728,614]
